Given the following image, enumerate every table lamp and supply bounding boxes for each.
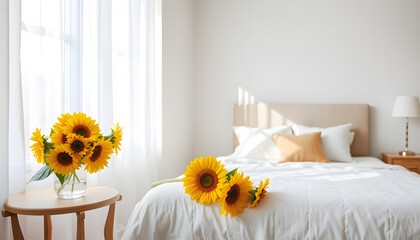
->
[392,96,420,156]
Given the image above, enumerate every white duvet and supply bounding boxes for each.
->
[122,157,420,240]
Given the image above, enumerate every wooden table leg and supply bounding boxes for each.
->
[76,211,85,240]
[11,214,24,240]
[3,210,24,240]
[44,215,52,240]
[104,203,115,240]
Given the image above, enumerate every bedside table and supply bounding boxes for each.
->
[382,153,420,174]
[2,186,121,240]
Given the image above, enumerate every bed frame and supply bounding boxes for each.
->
[234,104,370,156]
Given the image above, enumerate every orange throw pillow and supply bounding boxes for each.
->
[272,132,330,163]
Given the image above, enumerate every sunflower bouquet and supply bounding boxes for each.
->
[182,156,269,217]
[29,113,122,196]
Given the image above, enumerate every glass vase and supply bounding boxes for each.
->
[54,170,87,199]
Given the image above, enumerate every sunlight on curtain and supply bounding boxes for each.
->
[21,0,87,238]
[81,0,161,237]
[19,0,161,239]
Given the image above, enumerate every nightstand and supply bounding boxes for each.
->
[382,153,420,174]
[2,186,121,240]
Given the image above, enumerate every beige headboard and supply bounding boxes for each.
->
[234,104,370,156]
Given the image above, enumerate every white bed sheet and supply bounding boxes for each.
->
[122,156,420,240]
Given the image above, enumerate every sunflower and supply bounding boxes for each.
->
[83,138,113,174]
[219,172,253,217]
[51,131,67,145]
[51,113,72,145]
[63,112,101,139]
[53,113,72,130]
[30,128,45,164]
[112,123,123,154]
[182,156,227,205]
[63,134,91,160]
[47,145,80,176]
[250,178,269,208]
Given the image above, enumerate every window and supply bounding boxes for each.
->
[21,0,82,169]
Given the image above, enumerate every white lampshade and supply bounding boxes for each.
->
[392,96,420,118]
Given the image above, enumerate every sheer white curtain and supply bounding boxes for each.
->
[17,0,161,239]
[81,0,162,237]
[0,0,11,238]
[1,0,26,239]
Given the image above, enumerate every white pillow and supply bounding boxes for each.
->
[349,132,355,146]
[233,126,293,160]
[291,123,353,162]
[293,125,355,145]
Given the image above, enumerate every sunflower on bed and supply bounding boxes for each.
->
[182,155,269,217]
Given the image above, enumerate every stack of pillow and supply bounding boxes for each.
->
[232,123,354,163]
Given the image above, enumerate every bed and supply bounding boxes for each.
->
[122,104,420,240]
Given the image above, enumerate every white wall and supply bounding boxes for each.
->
[161,0,195,178]
[193,0,420,158]
[0,0,10,238]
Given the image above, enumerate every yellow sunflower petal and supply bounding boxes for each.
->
[218,172,253,217]
[47,145,80,175]
[53,113,71,131]
[51,131,67,145]
[51,113,72,145]
[63,112,101,139]
[30,128,45,164]
[111,123,123,155]
[83,138,113,174]
[63,134,91,160]
[182,156,227,205]
[250,178,270,208]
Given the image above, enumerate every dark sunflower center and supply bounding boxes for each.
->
[61,134,67,144]
[74,125,90,138]
[90,146,102,162]
[57,152,73,166]
[71,140,84,153]
[196,170,218,192]
[200,174,214,187]
[226,184,240,205]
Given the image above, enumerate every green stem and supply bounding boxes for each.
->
[44,141,55,148]
[57,175,69,195]
[103,134,113,140]
[71,174,75,193]
[74,173,80,183]
[152,178,182,188]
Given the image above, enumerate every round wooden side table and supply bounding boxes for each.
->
[2,186,122,240]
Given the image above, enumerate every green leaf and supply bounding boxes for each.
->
[249,188,258,197]
[226,168,238,182]
[249,188,258,202]
[55,173,65,185]
[28,166,53,183]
